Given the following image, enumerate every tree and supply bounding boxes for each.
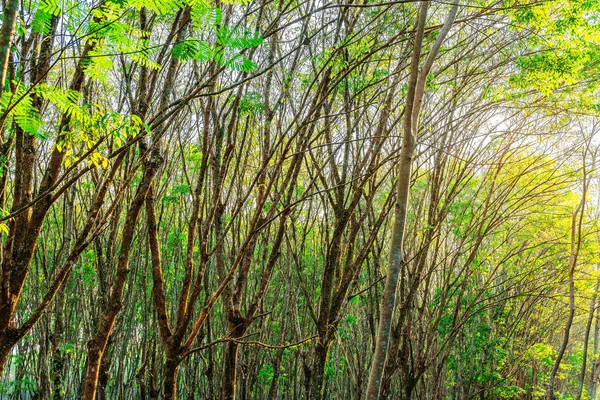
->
[366,1,459,397]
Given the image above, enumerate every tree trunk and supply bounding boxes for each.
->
[50,329,65,400]
[84,332,117,400]
[549,185,587,400]
[221,310,249,400]
[578,280,599,400]
[268,349,284,399]
[0,0,18,97]
[0,343,9,378]
[0,329,19,378]
[591,310,600,399]
[222,341,241,400]
[164,357,180,400]
[365,1,458,396]
[97,348,112,400]
[308,342,329,400]
[404,376,418,400]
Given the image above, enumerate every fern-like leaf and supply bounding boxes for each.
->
[172,39,212,62]
[190,1,222,31]
[217,26,263,50]
[128,0,184,15]
[38,0,62,16]
[32,10,53,34]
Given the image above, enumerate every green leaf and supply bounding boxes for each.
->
[128,0,184,14]
[38,0,62,16]
[172,39,212,62]
[32,10,53,34]
[191,2,222,31]
[217,26,263,49]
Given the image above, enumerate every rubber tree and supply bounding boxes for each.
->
[365,1,459,398]
[0,0,19,97]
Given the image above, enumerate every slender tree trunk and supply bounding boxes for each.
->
[578,280,599,400]
[50,296,65,400]
[548,279,576,399]
[38,325,51,400]
[0,0,18,96]
[591,310,600,399]
[365,1,458,397]
[268,349,284,399]
[549,176,588,399]
[267,283,292,399]
[365,3,427,397]
[206,327,215,400]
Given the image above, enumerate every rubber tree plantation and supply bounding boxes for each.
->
[1,0,600,399]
